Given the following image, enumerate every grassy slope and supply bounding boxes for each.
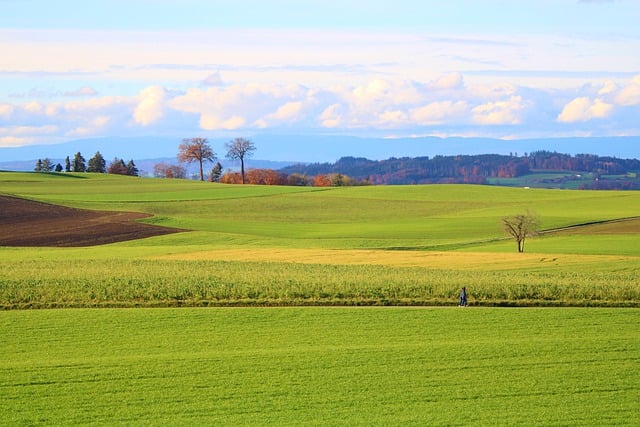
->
[2,172,638,251]
[1,172,639,307]
[1,173,639,425]
[1,307,638,426]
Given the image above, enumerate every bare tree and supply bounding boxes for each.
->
[225,137,256,184]
[178,137,216,181]
[502,211,540,253]
[153,162,187,179]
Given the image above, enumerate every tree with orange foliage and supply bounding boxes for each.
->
[220,172,243,184]
[245,169,286,185]
[313,174,332,187]
[178,137,216,181]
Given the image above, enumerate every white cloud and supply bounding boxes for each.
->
[319,103,343,128]
[598,80,617,96]
[134,85,166,126]
[614,75,640,106]
[472,96,527,125]
[66,116,111,137]
[378,110,409,127]
[557,97,614,122]
[200,114,245,130]
[168,83,312,131]
[0,125,59,147]
[262,101,305,125]
[428,72,464,91]
[24,102,44,114]
[410,101,469,125]
[0,136,38,147]
[0,125,58,136]
[0,73,638,146]
[0,103,13,119]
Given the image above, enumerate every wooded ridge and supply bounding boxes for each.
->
[280,151,640,188]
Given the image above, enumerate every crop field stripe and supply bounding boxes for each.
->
[1,307,639,425]
[154,247,639,269]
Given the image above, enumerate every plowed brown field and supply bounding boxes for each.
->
[0,195,183,247]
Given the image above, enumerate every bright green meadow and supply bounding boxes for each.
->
[1,307,639,425]
[0,171,638,308]
[1,172,639,425]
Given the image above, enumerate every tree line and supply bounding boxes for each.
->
[168,137,256,182]
[162,137,368,186]
[280,151,640,187]
[34,151,139,176]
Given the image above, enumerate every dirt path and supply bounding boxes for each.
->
[0,195,184,247]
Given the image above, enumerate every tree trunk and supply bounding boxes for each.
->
[199,160,204,181]
[240,158,245,184]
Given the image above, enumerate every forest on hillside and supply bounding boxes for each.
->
[279,151,640,189]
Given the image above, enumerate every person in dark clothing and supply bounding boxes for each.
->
[459,287,468,307]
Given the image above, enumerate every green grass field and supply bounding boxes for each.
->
[1,171,639,308]
[1,172,639,425]
[1,307,638,426]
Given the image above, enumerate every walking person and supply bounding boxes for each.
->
[459,287,468,307]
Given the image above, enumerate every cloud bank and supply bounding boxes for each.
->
[2,73,640,147]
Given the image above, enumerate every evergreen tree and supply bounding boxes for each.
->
[126,160,139,176]
[65,156,71,172]
[55,163,63,172]
[41,158,54,172]
[72,152,86,172]
[87,151,106,173]
[34,159,43,172]
[209,162,223,182]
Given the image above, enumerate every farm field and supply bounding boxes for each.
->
[1,307,639,426]
[1,171,639,308]
[1,172,639,425]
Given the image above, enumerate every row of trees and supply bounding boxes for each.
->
[280,152,640,185]
[172,137,370,186]
[34,152,139,176]
[177,137,256,182]
[216,170,367,186]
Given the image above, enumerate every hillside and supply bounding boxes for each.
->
[281,151,640,189]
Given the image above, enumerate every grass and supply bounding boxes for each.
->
[1,172,639,425]
[1,307,638,426]
[1,172,639,308]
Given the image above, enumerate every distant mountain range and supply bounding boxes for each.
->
[1,134,638,173]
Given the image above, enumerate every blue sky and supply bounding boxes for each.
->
[1,0,639,152]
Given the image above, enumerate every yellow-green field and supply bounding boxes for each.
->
[1,171,638,307]
[1,172,639,425]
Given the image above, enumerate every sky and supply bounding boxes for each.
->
[1,0,640,154]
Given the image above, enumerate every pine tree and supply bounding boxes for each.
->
[209,162,223,182]
[87,151,106,173]
[65,156,71,172]
[72,152,86,172]
[41,158,54,172]
[126,160,139,176]
[34,159,43,172]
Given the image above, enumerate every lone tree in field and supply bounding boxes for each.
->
[225,137,256,184]
[502,211,541,253]
[178,137,216,181]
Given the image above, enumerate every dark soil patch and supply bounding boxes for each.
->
[0,195,184,247]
